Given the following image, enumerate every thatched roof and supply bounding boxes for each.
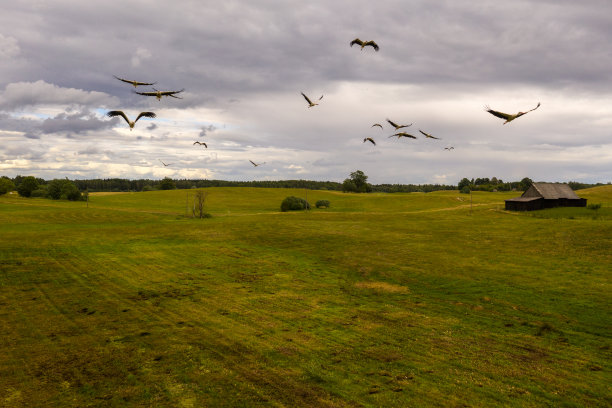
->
[526,183,581,199]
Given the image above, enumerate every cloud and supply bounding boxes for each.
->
[40,109,114,136]
[0,80,118,110]
[0,33,19,58]
[199,124,217,137]
[131,47,152,68]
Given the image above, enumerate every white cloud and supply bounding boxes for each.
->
[0,34,19,58]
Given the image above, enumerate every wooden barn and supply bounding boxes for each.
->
[505,183,587,211]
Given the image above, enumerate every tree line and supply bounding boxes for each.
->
[1,173,608,199]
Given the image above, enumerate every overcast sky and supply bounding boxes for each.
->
[1,0,611,185]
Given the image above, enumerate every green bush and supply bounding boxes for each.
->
[460,186,471,194]
[0,177,16,195]
[30,188,48,198]
[587,203,602,211]
[281,196,310,212]
[17,176,39,197]
[315,200,330,208]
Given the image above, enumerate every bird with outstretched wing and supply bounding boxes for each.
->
[113,75,156,87]
[107,110,156,130]
[135,88,184,100]
[485,102,541,124]
[350,38,379,51]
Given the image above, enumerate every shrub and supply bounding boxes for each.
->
[0,177,16,195]
[587,203,602,211]
[460,186,471,194]
[315,200,330,208]
[281,196,310,212]
[30,188,48,198]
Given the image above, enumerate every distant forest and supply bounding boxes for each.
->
[2,174,609,196]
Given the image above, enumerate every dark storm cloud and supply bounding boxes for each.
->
[40,109,114,135]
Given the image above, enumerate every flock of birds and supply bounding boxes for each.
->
[106,38,541,169]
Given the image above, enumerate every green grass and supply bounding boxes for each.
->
[0,187,610,407]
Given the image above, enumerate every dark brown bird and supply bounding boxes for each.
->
[301,92,323,108]
[350,38,379,51]
[193,141,207,148]
[386,118,412,130]
[419,130,441,140]
[363,137,376,145]
[389,132,417,139]
[371,123,383,129]
[158,159,172,167]
[135,88,184,101]
[485,102,541,124]
[106,110,156,130]
[113,75,156,87]
[444,147,454,150]
[249,160,265,167]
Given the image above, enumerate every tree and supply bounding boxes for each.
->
[343,170,371,193]
[281,196,310,212]
[519,177,533,191]
[17,176,39,197]
[0,177,16,195]
[458,178,471,191]
[192,190,209,218]
[159,177,176,190]
[46,179,82,201]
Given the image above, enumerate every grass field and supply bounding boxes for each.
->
[1,187,610,407]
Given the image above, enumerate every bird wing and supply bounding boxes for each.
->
[364,41,379,51]
[107,110,130,125]
[113,75,155,86]
[301,92,313,105]
[485,106,513,120]
[202,142,207,148]
[134,91,157,96]
[526,102,541,113]
[134,112,156,122]
[249,160,257,166]
[419,129,440,139]
[372,123,383,129]
[350,38,363,47]
[161,89,184,96]
[386,118,399,128]
[393,132,417,139]
[364,138,376,145]
[318,95,324,101]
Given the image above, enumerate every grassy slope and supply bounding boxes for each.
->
[0,187,610,407]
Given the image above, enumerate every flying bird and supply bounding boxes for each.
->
[158,159,172,167]
[363,137,376,145]
[193,141,208,148]
[389,132,417,139]
[134,88,184,100]
[249,160,265,167]
[444,147,455,150]
[350,38,379,51]
[106,110,156,130]
[386,118,412,130]
[113,75,156,88]
[301,92,323,108]
[371,123,383,129]
[419,130,441,140]
[485,102,541,124]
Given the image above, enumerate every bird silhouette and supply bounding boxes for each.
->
[363,137,376,145]
[193,141,208,148]
[371,123,383,129]
[158,159,172,166]
[107,110,156,130]
[135,88,184,100]
[444,147,455,150]
[389,132,417,139]
[249,160,265,167]
[419,130,441,140]
[350,38,379,51]
[386,118,412,130]
[113,75,156,87]
[301,92,323,108]
[485,102,541,124]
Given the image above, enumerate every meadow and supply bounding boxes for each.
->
[0,186,610,407]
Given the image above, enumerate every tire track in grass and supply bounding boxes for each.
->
[49,244,349,406]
